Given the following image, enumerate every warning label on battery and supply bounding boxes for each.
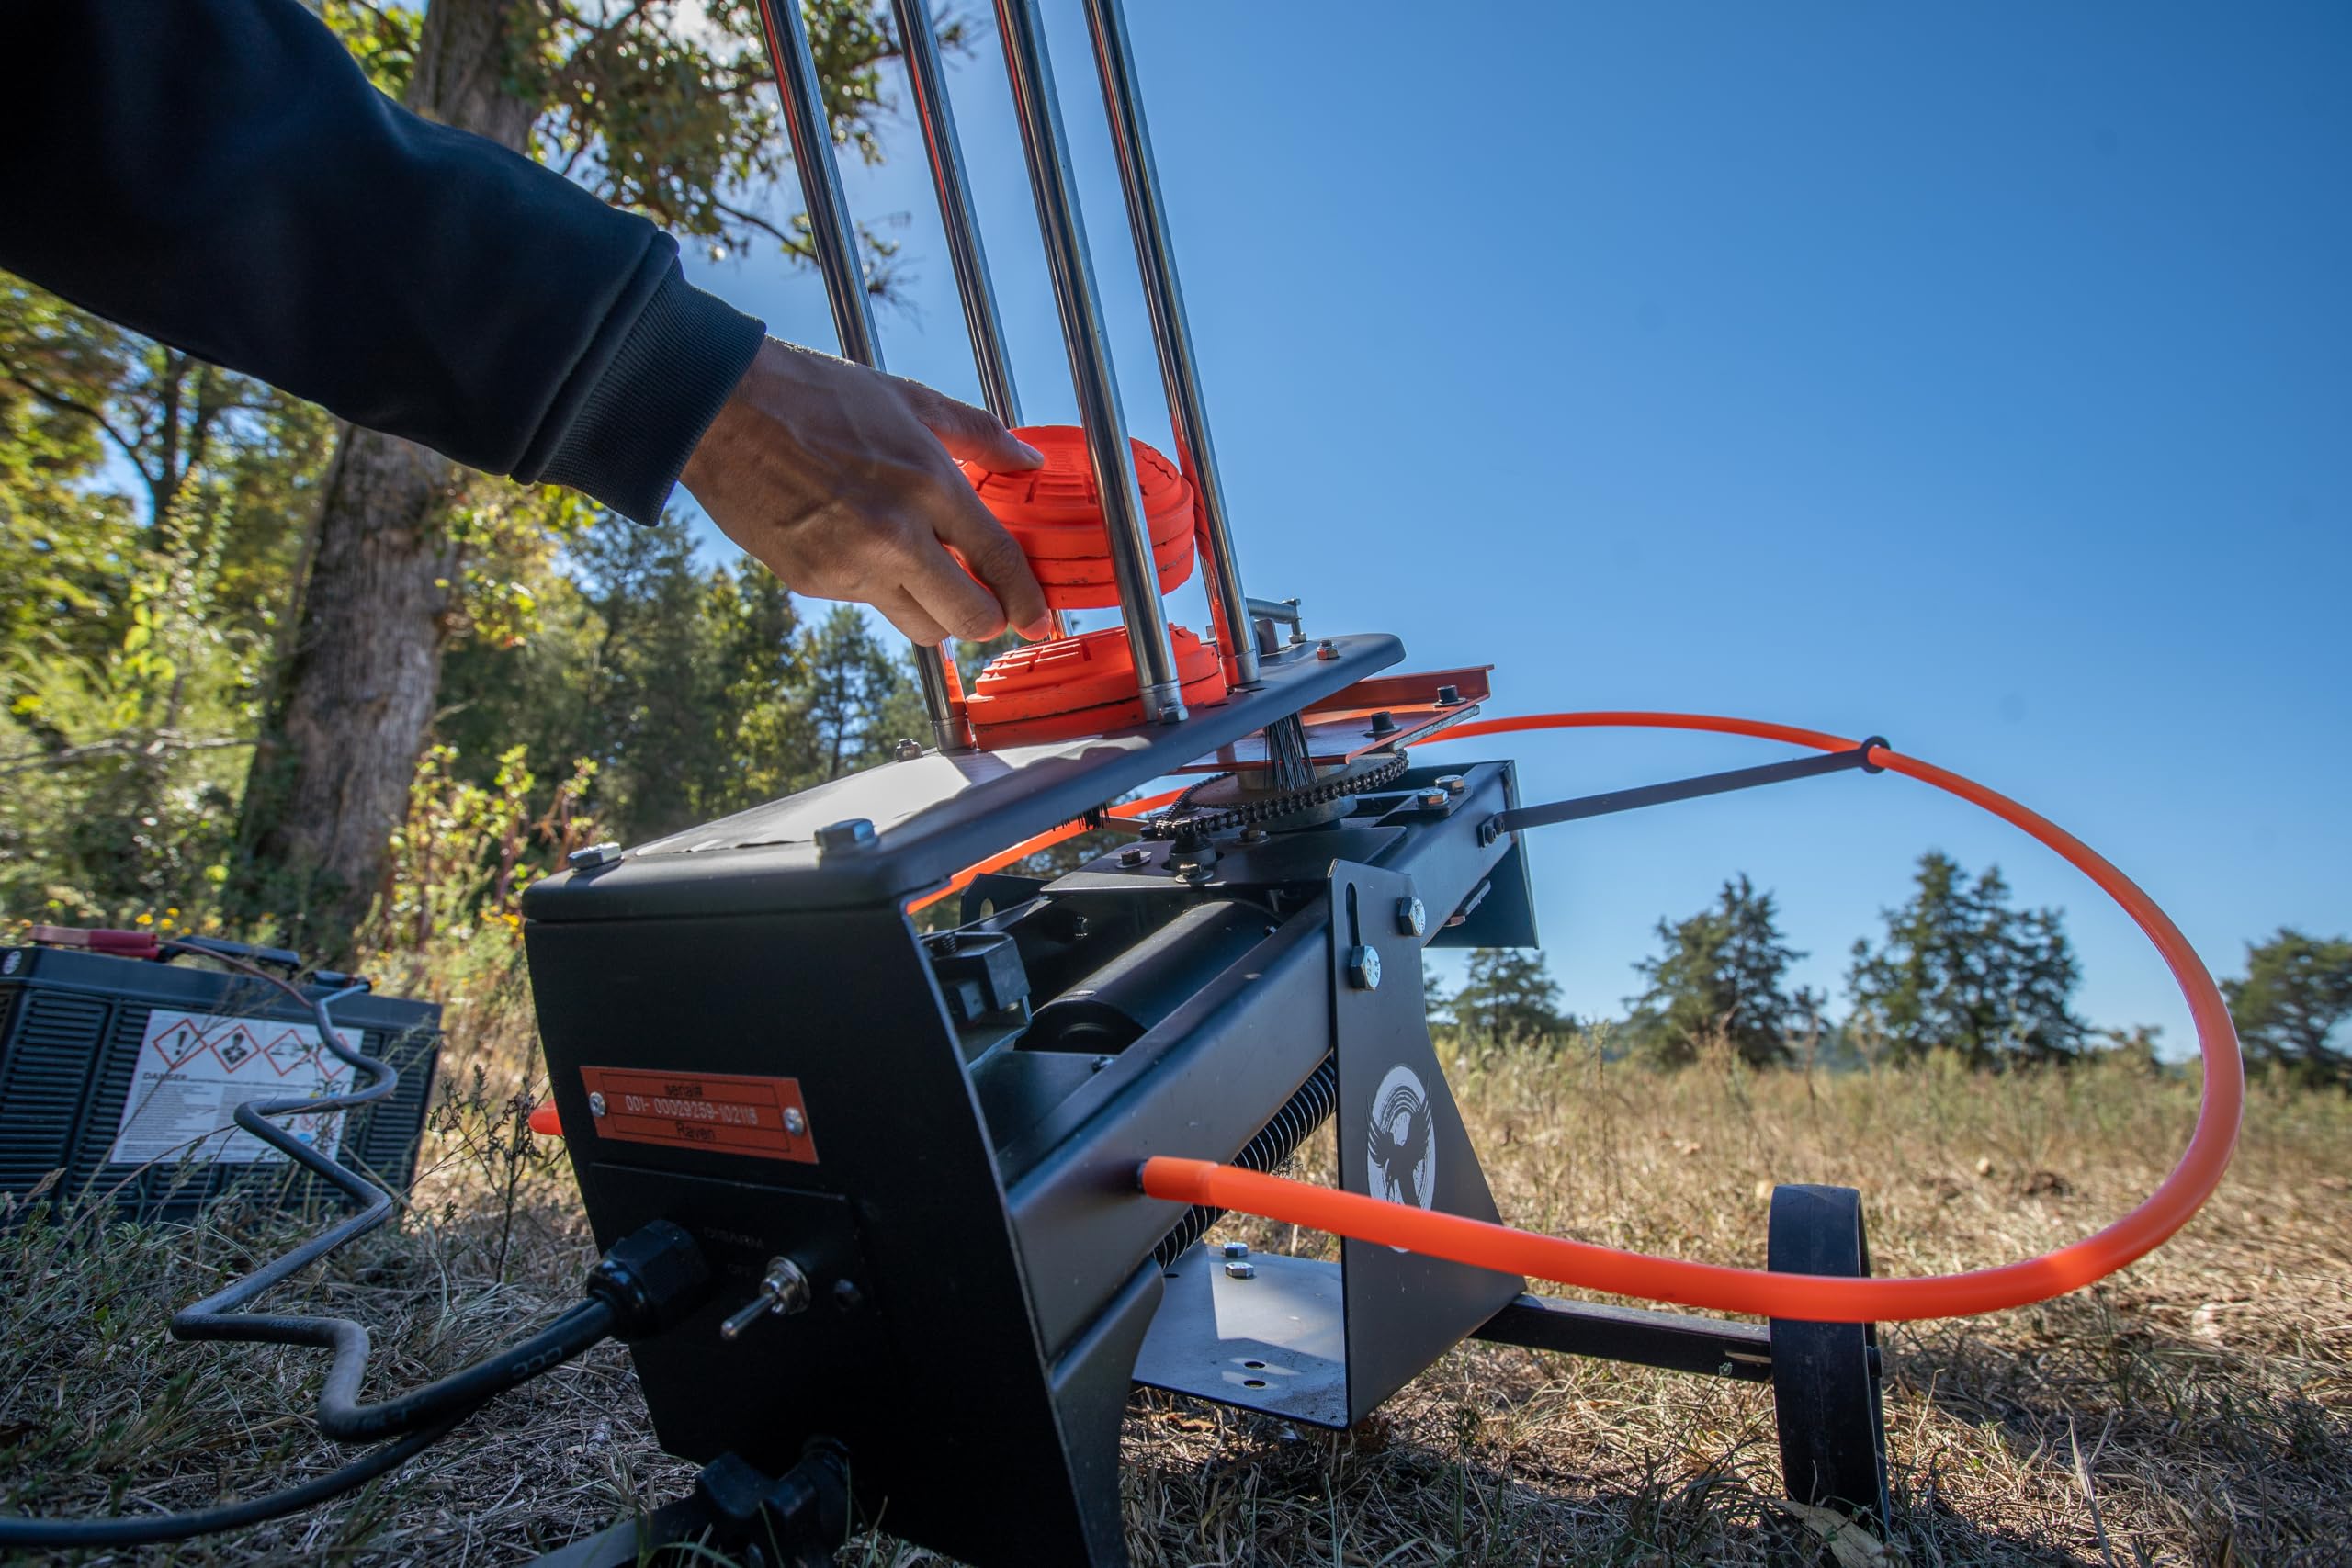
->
[578,1066,817,1164]
[107,1010,356,1167]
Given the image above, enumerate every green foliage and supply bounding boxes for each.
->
[1846,852,2086,1068]
[1450,949,1564,1044]
[1625,874,1807,1069]
[2223,928,2352,1089]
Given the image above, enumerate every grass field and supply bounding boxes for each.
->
[4,976,2346,1566]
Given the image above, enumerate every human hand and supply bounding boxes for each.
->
[680,339,1050,644]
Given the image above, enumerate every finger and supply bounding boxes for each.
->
[906,381,1044,471]
[899,525,1014,644]
[923,483,1052,640]
[871,585,953,649]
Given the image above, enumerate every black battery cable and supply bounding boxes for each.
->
[0,943,710,1549]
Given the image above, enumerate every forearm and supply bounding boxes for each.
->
[0,0,762,521]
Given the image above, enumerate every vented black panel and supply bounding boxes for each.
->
[0,948,441,1223]
[0,990,109,1191]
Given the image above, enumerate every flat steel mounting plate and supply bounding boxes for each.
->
[524,633,1404,919]
[1133,1247,1350,1428]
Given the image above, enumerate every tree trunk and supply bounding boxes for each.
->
[232,0,533,958]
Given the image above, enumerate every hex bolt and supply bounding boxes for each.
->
[1346,944,1383,991]
[1419,789,1450,808]
[1119,845,1151,868]
[587,1091,607,1118]
[1238,825,1268,844]
[814,818,876,855]
[568,841,622,871]
[1435,683,1463,706]
[1316,640,1339,661]
[1221,1240,1250,1260]
[1367,710,1397,737]
[719,1257,812,1341]
[782,1106,808,1137]
[1224,1260,1257,1280]
[893,738,922,761]
[1437,773,1467,795]
[1396,897,1428,937]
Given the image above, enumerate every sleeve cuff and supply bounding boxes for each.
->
[535,263,765,524]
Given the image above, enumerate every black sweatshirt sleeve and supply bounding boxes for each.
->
[0,0,764,524]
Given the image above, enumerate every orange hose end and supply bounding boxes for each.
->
[1138,711,2245,1323]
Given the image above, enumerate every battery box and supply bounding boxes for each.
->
[0,944,441,1222]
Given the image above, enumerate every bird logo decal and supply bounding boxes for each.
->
[1367,1065,1436,1212]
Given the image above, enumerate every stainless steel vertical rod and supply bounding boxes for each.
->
[892,0,1020,426]
[1078,0,1259,689]
[888,0,1064,638]
[992,0,1187,723]
[755,0,969,750]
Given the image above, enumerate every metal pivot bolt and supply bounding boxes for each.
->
[1396,897,1427,937]
[815,818,876,856]
[719,1257,813,1341]
[1346,944,1383,990]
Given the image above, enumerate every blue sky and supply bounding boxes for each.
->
[680,2,2349,1053]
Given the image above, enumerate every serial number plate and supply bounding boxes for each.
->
[578,1066,818,1164]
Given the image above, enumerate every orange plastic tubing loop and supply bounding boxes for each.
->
[1138,711,2245,1322]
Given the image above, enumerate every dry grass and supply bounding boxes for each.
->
[4,973,2346,1566]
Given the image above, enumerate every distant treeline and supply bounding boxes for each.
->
[1438,861,2348,1089]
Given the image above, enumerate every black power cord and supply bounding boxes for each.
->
[0,945,711,1548]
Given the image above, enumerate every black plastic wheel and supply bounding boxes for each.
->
[1767,1183,1892,1528]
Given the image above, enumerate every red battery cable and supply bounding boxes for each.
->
[1136,711,2245,1322]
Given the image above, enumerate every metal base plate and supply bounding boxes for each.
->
[1132,1247,1350,1428]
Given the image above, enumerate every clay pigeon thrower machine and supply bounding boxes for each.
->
[524,4,1898,1562]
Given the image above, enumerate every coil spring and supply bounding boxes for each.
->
[1151,1055,1339,1267]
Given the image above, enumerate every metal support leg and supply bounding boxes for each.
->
[757,0,970,751]
[1078,0,1258,689]
[993,0,1186,724]
[889,0,1064,640]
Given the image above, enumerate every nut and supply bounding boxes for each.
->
[1224,1260,1258,1280]
[568,841,622,870]
[1221,1240,1251,1260]
[1119,845,1151,868]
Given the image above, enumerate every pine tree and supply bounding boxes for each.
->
[1625,874,1805,1068]
[1449,950,1563,1044]
[1846,852,2086,1067]
[2223,929,2352,1089]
